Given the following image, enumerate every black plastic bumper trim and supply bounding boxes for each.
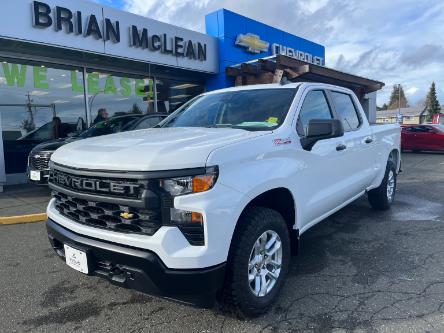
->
[46,218,225,301]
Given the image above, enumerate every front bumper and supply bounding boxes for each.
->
[46,218,226,305]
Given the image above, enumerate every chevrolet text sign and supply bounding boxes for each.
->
[0,0,218,73]
[272,43,323,66]
[234,33,324,66]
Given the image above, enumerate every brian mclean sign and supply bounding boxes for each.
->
[0,0,218,73]
[32,1,207,61]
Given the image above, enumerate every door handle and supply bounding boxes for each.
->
[336,144,347,151]
[365,137,373,144]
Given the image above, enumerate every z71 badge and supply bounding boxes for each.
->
[273,138,292,145]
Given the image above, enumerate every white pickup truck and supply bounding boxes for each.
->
[46,82,401,316]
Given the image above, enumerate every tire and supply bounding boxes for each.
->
[221,207,291,317]
[368,160,397,210]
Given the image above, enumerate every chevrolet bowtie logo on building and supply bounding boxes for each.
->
[235,33,269,54]
[120,212,134,220]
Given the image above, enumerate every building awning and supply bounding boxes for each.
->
[226,54,384,98]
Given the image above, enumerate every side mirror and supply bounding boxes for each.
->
[300,119,344,151]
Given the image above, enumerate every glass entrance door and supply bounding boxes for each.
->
[0,60,87,177]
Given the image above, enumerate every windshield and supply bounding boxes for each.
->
[79,116,140,138]
[434,124,444,132]
[159,88,297,130]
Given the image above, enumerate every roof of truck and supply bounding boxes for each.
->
[203,82,355,95]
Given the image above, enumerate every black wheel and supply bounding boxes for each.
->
[368,161,397,210]
[221,207,291,317]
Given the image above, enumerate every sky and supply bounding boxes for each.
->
[95,0,443,107]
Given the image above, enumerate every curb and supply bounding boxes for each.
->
[0,213,47,225]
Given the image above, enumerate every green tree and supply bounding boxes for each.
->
[20,119,35,133]
[387,85,409,109]
[377,103,388,111]
[425,82,440,116]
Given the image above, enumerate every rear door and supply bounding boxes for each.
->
[327,89,377,191]
[413,126,435,150]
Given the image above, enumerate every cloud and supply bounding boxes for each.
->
[406,86,419,96]
[101,0,444,106]
[298,0,330,14]
[400,44,444,67]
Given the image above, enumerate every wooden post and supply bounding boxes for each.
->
[272,69,284,84]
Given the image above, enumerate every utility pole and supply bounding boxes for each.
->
[397,84,402,124]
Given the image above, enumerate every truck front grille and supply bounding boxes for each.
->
[49,164,206,245]
[49,169,143,199]
[53,191,161,236]
[30,151,52,170]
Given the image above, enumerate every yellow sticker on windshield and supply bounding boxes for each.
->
[267,117,278,124]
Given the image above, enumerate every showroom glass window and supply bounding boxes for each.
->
[85,70,155,124]
[0,59,87,174]
[155,79,204,113]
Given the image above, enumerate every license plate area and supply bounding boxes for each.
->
[30,170,41,181]
[64,244,89,274]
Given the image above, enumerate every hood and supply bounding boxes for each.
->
[31,137,81,154]
[51,127,270,171]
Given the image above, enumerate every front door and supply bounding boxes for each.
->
[295,89,355,228]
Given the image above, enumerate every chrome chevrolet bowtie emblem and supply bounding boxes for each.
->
[235,33,269,54]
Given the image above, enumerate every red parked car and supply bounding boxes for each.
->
[401,124,444,152]
[432,114,444,124]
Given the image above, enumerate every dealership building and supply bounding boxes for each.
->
[0,0,383,187]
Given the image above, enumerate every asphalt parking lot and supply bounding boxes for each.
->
[1,152,444,333]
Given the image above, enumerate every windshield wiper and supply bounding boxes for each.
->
[205,124,275,131]
[205,124,234,128]
[232,125,276,131]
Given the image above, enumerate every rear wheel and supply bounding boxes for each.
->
[221,207,291,317]
[368,161,397,210]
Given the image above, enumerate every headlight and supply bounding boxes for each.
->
[160,166,218,196]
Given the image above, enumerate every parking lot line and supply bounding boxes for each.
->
[0,213,47,225]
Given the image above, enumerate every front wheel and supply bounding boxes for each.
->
[368,161,397,210]
[221,207,291,317]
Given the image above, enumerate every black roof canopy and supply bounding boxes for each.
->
[226,54,384,98]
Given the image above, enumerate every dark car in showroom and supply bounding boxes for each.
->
[27,113,168,184]
[401,124,444,152]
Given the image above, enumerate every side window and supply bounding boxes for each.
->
[25,123,53,141]
[410,126,428,133]
[330,92,361,131]
[296,90,333,136]
[135,117,164,130]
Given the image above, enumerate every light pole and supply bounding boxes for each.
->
[397,84,402,124]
